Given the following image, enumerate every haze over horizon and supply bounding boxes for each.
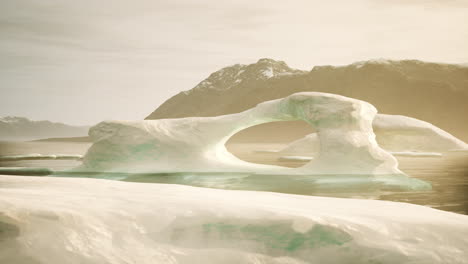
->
[1,0,468,125]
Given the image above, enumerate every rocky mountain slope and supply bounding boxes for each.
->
[146,59,468,142]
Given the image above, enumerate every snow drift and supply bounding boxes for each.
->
[280,114,468,156]
[79,92,401,175]
[0,175,466,264]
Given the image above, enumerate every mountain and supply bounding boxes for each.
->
[0,116,89,141]
[146,58,468,142]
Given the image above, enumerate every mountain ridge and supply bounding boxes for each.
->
[146,58,468,142]
[0,116,89,141]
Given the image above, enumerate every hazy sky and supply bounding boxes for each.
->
[1,0,467,125]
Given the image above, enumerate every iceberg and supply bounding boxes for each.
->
[78,92,401,175]
[0,175,466,264]
[0,153,83,161]
[374,114,468,152]
[280,114,468,156]
[278,156,314,161]
[279,133,320,156]
[389,151,442,157]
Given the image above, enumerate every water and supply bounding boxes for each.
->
[228,143,468,215]
[1,141,467,215]
[0,141,89,170]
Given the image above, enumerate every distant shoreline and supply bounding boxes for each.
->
[31,136,91,142]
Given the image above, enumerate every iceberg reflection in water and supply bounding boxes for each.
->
[52,170,432,198]
[2,140,468,213]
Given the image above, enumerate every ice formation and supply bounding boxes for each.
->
[79,92,401,175]
[279,133,320,156]
[374,114,468,152]
[0,175,466,264]
[0,153,83,161]
[278,156,314,162]
[280,114,468,156]
[389,152,442,157]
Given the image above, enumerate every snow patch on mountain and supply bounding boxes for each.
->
[262,67,274,78]
[186,59,306,93]
[352,58,392,68]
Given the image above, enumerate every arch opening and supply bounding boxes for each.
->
[225,120,318,168]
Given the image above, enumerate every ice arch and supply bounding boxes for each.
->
[374,114,468,152]
[78,92,401,175]
[279,114,468,156]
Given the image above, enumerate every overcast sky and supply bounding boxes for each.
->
[1,0,467,125]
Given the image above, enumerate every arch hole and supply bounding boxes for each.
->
[225,121,319,168]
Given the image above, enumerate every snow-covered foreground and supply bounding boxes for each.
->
[1,175,467,264]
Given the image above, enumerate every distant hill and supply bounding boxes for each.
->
[146,58,468,142]
[0,116,89,141]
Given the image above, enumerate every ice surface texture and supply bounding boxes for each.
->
[280,114,468,156]
[0,175,466,264]
[79,92,401,175]
[374,114,468,152]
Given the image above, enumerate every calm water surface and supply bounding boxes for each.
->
[1,141,467,215]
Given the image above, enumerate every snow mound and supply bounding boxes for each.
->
[280,114,468,156]
[79,92,401,175]
[0,175,466,264]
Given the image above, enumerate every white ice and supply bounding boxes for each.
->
[0,175,466,264]
[278,156,314,161]
[78,92,402,176]
[374,114,468,152]
[280,114,468,156]
[0,153,83,161]
[390,152,442,157]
